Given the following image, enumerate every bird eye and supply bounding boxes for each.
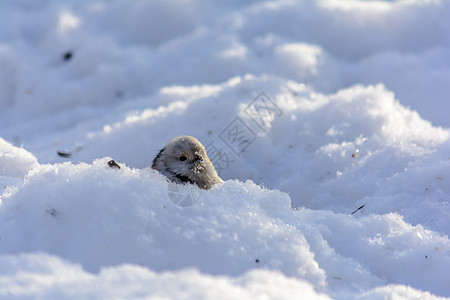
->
[179,154,187,161]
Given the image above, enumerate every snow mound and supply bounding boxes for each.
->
[0,157,449,297]
[0,253,331,300]
[1,0,450,299]
[0,138,38,179]
[0,158,324,287]
[39,77,449,236]
[359,285,449,300]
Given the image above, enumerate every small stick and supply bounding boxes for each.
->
[351,204,365,215]
[57,151,72,158]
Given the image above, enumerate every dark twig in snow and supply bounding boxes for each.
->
[351,204,365,215]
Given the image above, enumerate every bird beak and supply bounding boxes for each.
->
[193,154,203,162]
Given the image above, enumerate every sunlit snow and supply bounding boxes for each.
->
[0,0,449,299]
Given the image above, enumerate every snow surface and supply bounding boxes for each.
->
[0,0,450,299]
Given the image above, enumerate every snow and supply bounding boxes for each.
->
[0,0,449,299]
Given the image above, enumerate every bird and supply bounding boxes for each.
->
[152,136,223,189]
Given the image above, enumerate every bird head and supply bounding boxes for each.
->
[152,136,223,189]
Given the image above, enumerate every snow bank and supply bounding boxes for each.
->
[1,0,450,299]
[0,253,331,300]
[0,157,449,298]
[1,0,450,126]
[0,253,445,300]
[0,158,325,286]
[43,76,449,236]
[359,285,449,300]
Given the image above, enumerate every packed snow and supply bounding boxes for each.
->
[1,0,449,299]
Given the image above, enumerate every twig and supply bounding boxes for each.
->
[351,204,365,215]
